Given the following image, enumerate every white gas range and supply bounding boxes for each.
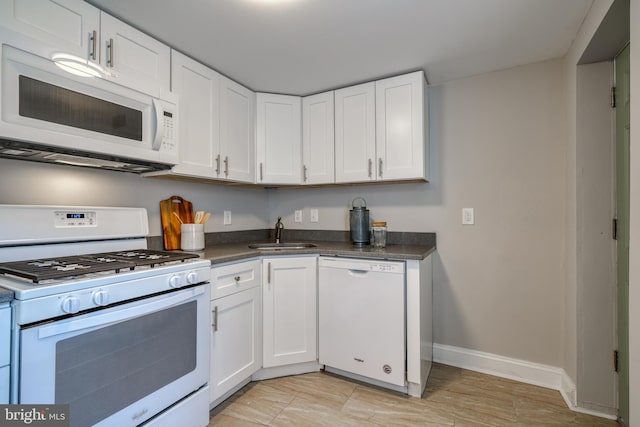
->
[0,205,211,427]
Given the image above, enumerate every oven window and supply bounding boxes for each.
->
[54,301,196,427]
[18,75,143,141]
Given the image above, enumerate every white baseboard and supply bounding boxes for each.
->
[433,343,617,421]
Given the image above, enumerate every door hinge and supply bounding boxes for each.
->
[614,350,619,372]
[611,86,616,108]
[613,218,618,240]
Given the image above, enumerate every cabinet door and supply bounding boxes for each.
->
[375,71,428,181]
[220,76,256,183]
[302,91,335,185]
[256,93,302,185]
[263,257,317,367]
[170,51,221,178]
[100,12,170,97]
[210,286,262,403]
[0,0,100,62]
[335,82,376,183]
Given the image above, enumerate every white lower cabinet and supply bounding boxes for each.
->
[262,256,317,368]
[210,260,262,405]
[1,304,10,403]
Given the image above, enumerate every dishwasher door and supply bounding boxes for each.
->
[318,257,405,386]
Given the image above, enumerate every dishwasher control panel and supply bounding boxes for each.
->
[318,257,405,274]
[368,263,403,273]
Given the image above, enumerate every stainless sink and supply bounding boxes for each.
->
[248,243,317,250]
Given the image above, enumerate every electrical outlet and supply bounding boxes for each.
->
[310,209,319,223]
[294,210,303,223]
[223,210,232,225]
[462,208,474,225]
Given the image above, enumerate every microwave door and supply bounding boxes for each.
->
[0,45,178,168]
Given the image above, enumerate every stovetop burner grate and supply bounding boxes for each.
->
[90,250,200,267]
[0,256,136,283]
[0,250,201,283]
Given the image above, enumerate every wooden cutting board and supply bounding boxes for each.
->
[160,195,194,250]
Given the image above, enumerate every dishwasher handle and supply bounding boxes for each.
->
[347,269,369,277]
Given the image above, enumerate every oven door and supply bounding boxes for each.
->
[18,285,209,427]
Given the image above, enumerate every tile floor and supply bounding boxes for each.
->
[208,363,620,426]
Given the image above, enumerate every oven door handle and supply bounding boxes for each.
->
[38,287,205,339]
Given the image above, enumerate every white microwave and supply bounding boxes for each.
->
[0,44,178,173]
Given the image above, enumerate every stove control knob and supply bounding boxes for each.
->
[186,271,199,284]
[92,290,110,306]
[61,296,80,314]
[169,274,182,288]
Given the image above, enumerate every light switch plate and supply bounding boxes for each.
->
[294,210,302,223]
[223,210,232,225]
[310,209,319,223]
[462,208,474,225]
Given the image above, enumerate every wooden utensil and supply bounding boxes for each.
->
[200,212,211,224]
[160,195,194,250]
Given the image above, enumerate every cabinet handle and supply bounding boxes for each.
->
[303,165,308,182]
[89,30,97,61]
[215,155,221,175]
[368,158,373,178]
[107,38,114,67]
[234,276,240,282]
[378,158,383,178]
[267,262,271,284]
[260,163,263,181]
[224,156,229,177]
[212,306,218,331]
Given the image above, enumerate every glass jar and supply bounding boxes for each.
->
[371,221,387,248]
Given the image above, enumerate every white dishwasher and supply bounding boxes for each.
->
[318,256,405,387]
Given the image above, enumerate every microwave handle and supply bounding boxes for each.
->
[37,286,205,339]
[151,98,164,151]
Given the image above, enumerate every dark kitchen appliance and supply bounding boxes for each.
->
[349,197,370,246]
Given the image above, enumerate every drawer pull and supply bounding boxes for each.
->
[234,276,240,282]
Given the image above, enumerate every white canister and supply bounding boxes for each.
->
[180,223,205,251]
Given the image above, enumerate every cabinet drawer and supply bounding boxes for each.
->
[211,259,261,299]
[0,307,10,367]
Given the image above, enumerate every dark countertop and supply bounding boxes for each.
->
[199,240,436,265]
[147,229,436,265]
[0,288,12,304]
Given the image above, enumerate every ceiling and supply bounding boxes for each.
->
[87,0,595,96]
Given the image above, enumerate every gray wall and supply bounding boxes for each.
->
[0,159,270,235]
[268,58,568,367]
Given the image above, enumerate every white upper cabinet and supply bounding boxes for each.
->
[335,72,429,183]
[99,13,170,96]
[256,93,302,185]
[302,91,335,185]
[0,0,170,97]
[376,71,429,181]
[0,0,100,62]
[334,82,376,183]
[170,50,220,178]
[220,76,256,183]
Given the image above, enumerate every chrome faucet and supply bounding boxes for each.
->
[274,216,284,244]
